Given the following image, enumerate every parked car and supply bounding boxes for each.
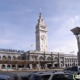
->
[21,73,32,80]
[64,66,80,74]
[28,71,74,80]
[64,67,71,71]
[71,66,80,72]
[21,72,38,80]
[0,74,10,80]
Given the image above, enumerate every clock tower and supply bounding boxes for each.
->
[35,13,48,51]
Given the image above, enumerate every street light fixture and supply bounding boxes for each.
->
[71,27,80,65]
[51,52,53,68]
[70,51,75,66]
[58,53,60,68]
[58,48,62,68]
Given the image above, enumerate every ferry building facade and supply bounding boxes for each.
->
[0,13,78,71]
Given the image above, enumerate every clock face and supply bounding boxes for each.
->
[41,35,46,40]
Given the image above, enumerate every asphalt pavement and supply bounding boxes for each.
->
[0,69,63,80]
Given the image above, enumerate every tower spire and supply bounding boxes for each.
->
[39,13,43,19]
[37,12,44,25]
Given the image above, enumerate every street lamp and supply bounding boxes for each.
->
[71,27,80,65]
[58,53,60,68]
[38,57,40,71]
[51,52,53,67]
[70,51,75,66]
[44,51,46,61]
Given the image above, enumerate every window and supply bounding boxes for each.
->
[39,75,50,80]
[41,26,46,29]
[0,79,7,80]
[13,56,16,60]
[79,68,80,71]
[8,56,11,60]
[2,56,6,60]
[64,74,73,79]
[30,74,50,80]
[52,74,73,80]
[47,57,52,61]
[71,66,78,71]
[52,74,64,80]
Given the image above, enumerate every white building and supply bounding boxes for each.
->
[0,13,78,71]
[21,13,78,69]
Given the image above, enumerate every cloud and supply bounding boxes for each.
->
[47,15,80,54]
[0,0,80,54]
[50,39,78,55]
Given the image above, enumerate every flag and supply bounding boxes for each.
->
[70,51,75,53]
[30,44,34,47]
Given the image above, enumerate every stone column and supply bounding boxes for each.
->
[16,64,18,69]
[0,65,1,69]
[24,64,26,69]
[51,52,54,67]
[58,53,60,67]
[63,57,65,68]
[29,64,32,69]
[45,64,47,69]
[10,64,12,70]
[6,64,8,71]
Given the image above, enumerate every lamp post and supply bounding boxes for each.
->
[58,53,60,68]
[51,52,53,67]
[71,27,80,65]
[44,51,46,61]
[38,58,40,70]
[44,51,46,69]
[70,51,75,66]
[58,48,62,68]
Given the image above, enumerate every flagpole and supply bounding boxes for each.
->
[70,51,75,66]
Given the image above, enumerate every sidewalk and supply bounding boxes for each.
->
[1,68,63,72]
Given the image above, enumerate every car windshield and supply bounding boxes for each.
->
[21,73,32,80]
[64,74,73,79]
[0,79,7,80]
[29,74,50,80]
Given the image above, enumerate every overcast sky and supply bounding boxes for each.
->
[0,0,80,54]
